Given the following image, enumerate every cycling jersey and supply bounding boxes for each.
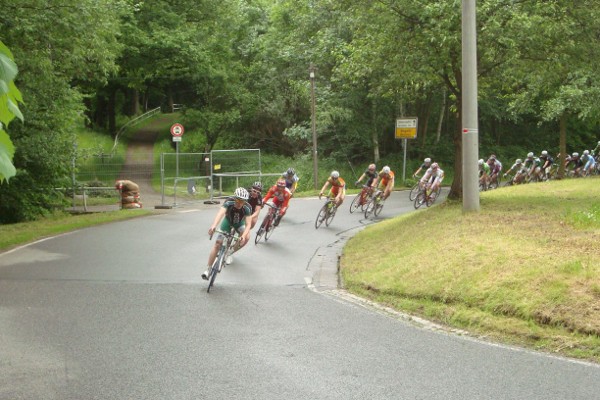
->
[421,167,444,185]
[479,163,491,175]
[326,177,346,195]
[220,197,251,231]
[378,171,395,187]
[488,159,502,174]
[362,169,378,186]
[282,173,299,191]
[263,185,292,212]
[246,192,263,213]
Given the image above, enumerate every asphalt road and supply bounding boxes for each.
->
[1,191,599,400]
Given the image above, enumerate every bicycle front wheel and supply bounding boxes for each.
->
[315,205,327,229]
[364,199,374,218]
[373,199,384,216]
[326,205,336,226]
[265,216,276,240]
[414,192,426,209]
[409,182,420,201]
[207,247,225,293]
[349,195,361,214]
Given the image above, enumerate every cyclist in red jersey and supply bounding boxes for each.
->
[319,170,346,207]
[262,178,292,226]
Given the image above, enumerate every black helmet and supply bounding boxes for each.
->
[252,181,262,191]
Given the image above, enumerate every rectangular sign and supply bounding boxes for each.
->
[395,118,418,139]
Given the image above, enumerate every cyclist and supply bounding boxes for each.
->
[355,163,378,188]
[319,170,346,207]
[566,152,584,176]
[412,157,432,178]
[503,158,526,184]
[282,167,299,195]
[487,155,502,187]
[246,181,263,229]
[523,152,541,181]
[539,150,555,180]
[581,150,596,176]
[262,178,292,226]
[202,187,252,280]
[593,141,600,162]
[377,166,395,200]
[420,162,444,194]
[478,159,491,189]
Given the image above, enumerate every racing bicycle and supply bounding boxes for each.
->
[206,228,239,293]
[349,185,373,213]
[315,194,337,229]
[255,202,280,244]
[364,189,384,218]
[414,185,439,209]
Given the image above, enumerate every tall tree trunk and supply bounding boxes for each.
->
[436,87,446,144]
[558,113,567,179]
[372,98,380,163]
[132,89,140,116]
[108,86,117,137]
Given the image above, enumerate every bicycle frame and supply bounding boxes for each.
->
[207,228,239,292]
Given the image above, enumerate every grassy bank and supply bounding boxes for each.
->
[0,210,152,251]
[341,178,600,362]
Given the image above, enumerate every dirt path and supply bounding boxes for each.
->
[119,116,172,208]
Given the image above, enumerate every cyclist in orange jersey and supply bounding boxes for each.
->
[319,170,346,207]
[262,178,292,226]
[378,166,395,200]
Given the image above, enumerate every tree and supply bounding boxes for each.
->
[0,41,23,183]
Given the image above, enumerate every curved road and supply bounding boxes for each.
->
[1,192,599,399]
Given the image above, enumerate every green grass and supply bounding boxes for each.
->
[0,210,152,251]
[341,177,600,362]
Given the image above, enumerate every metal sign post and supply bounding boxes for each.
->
[395,118,418,183]
[170,123,184,182]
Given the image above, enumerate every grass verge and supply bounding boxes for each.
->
[341,178,600,363]
[0,210,152,252]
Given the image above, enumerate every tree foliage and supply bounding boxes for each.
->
[2,0,600,221]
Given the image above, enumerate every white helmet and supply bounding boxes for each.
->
[382,166,391,174]
[234,187,249,200]
[330,170,340,178]
[583,150,590,156]
[516,159,523,164]
[572,152,579,157]
[424,158,431,163]
[541,150,548,156]
[478,159,484,165]
[527,152,534,158]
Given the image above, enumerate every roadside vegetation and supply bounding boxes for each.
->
[341,178,600,363]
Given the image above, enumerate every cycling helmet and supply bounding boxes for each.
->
[431,162,439,169]
[424,158,431,163]
[489,154,497,160]
[234,187,249,201]
[527,152,534,158]
[331,170,340,179]
[572,152,579,157]
[516,159,523,164]
[368,163,376,171]
[382,166,391,174]
[541,150,548,156]
[276,178,286,187]
[252,181,262,191]
[583,150,590,156]
[478,159,484,165]
[286,168,295,176]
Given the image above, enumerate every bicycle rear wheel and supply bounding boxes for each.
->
[255,219,267,244]
[315,205,328,229]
